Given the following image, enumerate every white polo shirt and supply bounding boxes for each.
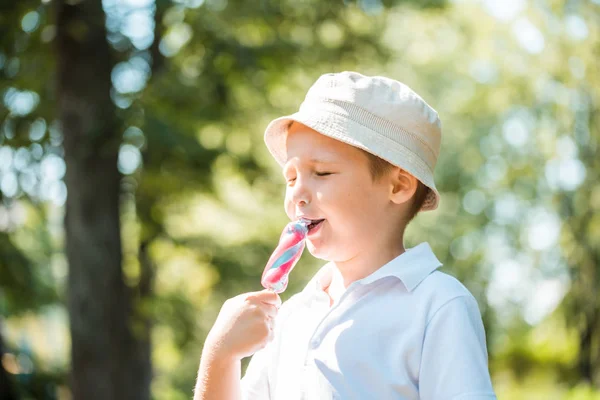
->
[241,243,496,399]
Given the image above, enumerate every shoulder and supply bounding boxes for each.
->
[415,270,481,321]
[419,270,474,300]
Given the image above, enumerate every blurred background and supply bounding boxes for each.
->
[0,0,598,398]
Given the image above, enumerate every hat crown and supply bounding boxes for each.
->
[302,71,441,160]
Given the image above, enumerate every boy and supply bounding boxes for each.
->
[195,72,496,399]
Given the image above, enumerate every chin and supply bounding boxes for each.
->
[306,239,349,262]
[306,240,331,261]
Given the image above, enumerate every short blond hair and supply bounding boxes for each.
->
[361,150,429,222]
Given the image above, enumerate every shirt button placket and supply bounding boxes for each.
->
[300,287,344,400]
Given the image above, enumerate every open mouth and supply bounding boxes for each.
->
[306,219,325,232]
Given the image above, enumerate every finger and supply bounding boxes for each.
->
[261,291,282,308]
[258,302,278,319]
[248,290,282,308]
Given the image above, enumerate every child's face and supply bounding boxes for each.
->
[283,124,395,262]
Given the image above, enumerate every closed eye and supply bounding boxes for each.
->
[315,172,333,177]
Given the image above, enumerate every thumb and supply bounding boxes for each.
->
[247,289,282,308]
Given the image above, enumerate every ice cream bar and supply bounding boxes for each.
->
[261,220,309,293]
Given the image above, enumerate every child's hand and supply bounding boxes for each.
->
[204,290,281,362]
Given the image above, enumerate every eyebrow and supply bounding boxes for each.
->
[284,157,341,167]
[309,157,341,164]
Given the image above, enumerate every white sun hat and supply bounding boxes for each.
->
[263,71,442,211]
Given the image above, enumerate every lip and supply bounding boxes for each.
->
[297,216,323,224]
[306,219,325,236]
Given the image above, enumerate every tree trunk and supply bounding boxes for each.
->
[56,1,148,399]
[131,238,155,400]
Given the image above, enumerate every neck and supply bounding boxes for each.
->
[332,231,406,288]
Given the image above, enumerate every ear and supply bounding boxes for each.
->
[389,168,418,205]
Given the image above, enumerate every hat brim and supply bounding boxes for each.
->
[264,108,440,211]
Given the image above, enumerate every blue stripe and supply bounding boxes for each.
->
[269,242,304,270]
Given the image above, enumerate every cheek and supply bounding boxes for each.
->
[336,186,384,228]
[319,187,360,229]
[283,192,293,218]
[333,182,371,210]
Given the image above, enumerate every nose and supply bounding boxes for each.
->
[288,176,311,208]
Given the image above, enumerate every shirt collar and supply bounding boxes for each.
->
[305,242,442,295]
[356,242,442,291]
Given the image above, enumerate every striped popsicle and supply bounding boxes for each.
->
[261,220,309,293]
